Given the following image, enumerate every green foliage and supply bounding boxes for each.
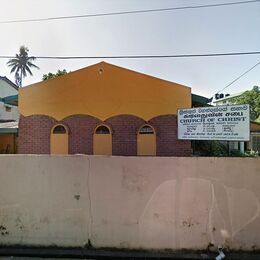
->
[255,116,260,123]
[232,86,260,121]
[244,150,259,157]
[193,140,228,156]
[230,150,259,157]
[210,141,229,156]
[42,69,68,81]
[193,141,259,157]
[7,46,39,87]
[229,150,245,157]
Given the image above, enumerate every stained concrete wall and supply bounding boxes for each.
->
[0,155,259,251]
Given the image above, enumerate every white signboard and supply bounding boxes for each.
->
[178,104,250,141]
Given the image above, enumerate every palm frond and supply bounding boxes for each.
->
[10,65,18,73]
[27,61,40,69]
[22,67,27,77]
[7,58,19,65]
[25,65,33,76]
[29,56,36,61]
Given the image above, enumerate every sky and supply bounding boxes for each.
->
[0,0,259,98]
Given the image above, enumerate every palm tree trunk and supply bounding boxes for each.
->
[20,69,22,87]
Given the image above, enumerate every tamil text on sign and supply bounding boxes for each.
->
[178,104,250,141]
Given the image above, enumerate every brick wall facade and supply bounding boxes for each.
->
[62,115,101,155]
[18,114,191,156]
[18,115,56,154]
[105,115,146,156]
[149,115,191,156]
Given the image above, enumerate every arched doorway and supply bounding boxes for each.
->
[93,125,112,155]
[50,124,68,154]
[137,125,156,156]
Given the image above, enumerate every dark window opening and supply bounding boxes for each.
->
[5,106,11,112]
[53,125,66,134]
[95,125,110,134]
[139,125,154,134]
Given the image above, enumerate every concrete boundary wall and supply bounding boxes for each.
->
[0,155,259,251]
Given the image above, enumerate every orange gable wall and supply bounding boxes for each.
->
[19,62,191,121]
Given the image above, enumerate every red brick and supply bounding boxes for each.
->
[19,114,191,156]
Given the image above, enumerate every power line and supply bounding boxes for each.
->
[0,51,260,60]
[216,60,260,94]
[0,0,259,24]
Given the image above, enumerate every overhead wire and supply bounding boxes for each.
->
[215,60,260,94]
[0,51,260,60]
[0,0,259,24]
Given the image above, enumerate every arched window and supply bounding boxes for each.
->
[137,125,156,156]
[53,125,67,134]
[95,125,110,134]
[50,124,68,154]
[139,125,154,134]
[93,125,112,155]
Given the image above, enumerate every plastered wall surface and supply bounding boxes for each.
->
[0,103,19,121]
[0,155,259,251]
[0,78,17,98]
[19,62,191,121]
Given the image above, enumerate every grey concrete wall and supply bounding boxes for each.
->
[0,155,259,251]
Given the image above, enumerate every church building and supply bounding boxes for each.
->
[18,62,192,156]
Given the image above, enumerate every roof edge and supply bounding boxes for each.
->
[0,76,19,90]
[22,61,191,90]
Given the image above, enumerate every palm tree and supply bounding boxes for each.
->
[7,46,39,87]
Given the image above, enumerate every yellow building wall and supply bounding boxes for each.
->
[19,62,191,121]
[137,134,156,156]
[50,134,68,155]
[93,134,112,155]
